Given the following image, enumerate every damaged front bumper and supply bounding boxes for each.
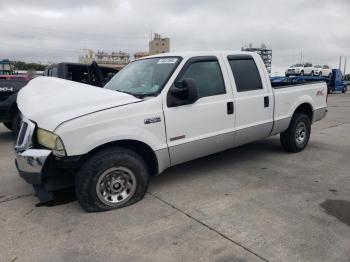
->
[15,149,51,185]
[14,118,55,203]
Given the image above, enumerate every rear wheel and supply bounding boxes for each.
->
[311,71,314,76]
[75,147,149,212]
[12,113,21,135]
[3,113,21,134]
[300,70,304,76]
[280,113,311,153]
[342,86,347,93]
[3,122,13,131]
[319,71,322,76]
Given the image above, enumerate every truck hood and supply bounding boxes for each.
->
[17,77,141,131]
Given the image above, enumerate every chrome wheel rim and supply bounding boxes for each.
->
[96,167,137,206]
[295,122,307,144]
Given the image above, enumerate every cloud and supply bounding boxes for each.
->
[0,0,349,74]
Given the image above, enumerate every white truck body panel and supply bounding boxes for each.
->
[17,77,140,131]
[17,51,327,174]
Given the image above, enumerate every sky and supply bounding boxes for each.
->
[0,0,349,75]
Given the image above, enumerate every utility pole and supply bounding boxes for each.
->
[343,57,347,75]
[339,56,342,69]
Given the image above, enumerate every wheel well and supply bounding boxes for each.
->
[294,103,313,122]
[86,140,159,176]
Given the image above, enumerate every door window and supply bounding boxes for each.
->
[228,56,263,92]
[177,59,226,98]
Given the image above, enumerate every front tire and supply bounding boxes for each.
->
[300,70,304,76]
[311,71,314,76]
[280,113,311,153]
[75,147,149,212]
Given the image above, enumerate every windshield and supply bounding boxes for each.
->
[104,57,181,97]
[315,65,322,68]
[292,64,303,67]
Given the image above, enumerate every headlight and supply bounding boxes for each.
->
[37,128,66,157]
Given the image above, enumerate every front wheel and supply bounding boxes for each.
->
[342,86,347,93]
[75,147,149,212]
[280,113,311,153]
[311,71,314,76]
[300,71,304,76]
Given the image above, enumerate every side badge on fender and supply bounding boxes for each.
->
[144,117,161,125]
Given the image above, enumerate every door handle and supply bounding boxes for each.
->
[227,101,234,114]
[264,96,269,107]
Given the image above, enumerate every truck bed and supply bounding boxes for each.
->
[272,81,327,131]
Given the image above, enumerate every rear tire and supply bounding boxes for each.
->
[3,113,21,134]
[3,122,13,131]
[75,147,149,212]
[300,71,304,76]
[12,113,21,135]
[280,113,311,153]
[342,86,347,93]
[311,71,314,76]
[319,72,322,76]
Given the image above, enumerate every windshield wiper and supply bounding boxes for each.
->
[116,90,156,99]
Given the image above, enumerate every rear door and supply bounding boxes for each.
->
[225,54,274,146]
[163,56,235,165]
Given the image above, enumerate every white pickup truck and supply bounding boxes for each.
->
[15,51,327,212]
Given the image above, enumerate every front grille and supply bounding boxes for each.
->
[15,118,35,152]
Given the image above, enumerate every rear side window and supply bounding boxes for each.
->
[178,59,225,98]
[228,56,263,92]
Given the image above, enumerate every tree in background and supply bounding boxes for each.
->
[10,61,47,71]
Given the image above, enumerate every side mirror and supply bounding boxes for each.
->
[168,78,199,107]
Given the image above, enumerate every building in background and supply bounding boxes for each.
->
[79,49,130,70]
[149,33,170,55]
[241,43,272,75]
[0,59,12,75]
[134,52,149,60]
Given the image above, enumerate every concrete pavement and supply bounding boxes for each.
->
[0,93,349,262]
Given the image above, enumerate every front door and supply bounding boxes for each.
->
[163,56,235,166]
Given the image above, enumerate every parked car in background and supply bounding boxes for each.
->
[15,51,327,212]
[44,61,118,87]
[285,63,314,77]
[0,75,32,81]
[314,65,332,77]
[0,77,30,133]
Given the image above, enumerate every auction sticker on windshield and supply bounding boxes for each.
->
[157,58,178,64]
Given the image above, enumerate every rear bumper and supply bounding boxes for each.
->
[313,107,327,123]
